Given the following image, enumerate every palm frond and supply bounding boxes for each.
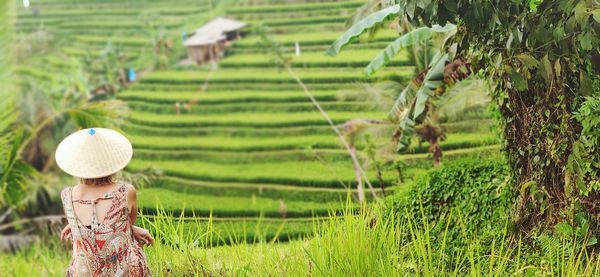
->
[412,51,448,119]
[436,78,491,120]
[17,80,55,128]
[364,24,456,75]
[389,82,418,122]
[0,0,34,208]
[0,127,37,207]
[394,51,449,152]
[347,0,396,25]
[346,0,398,37]
[65,99,129,129]
[326,4,401,56]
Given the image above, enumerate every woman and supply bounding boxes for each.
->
[55,128,153,276]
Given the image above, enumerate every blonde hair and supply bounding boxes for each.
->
[80,172,119,186]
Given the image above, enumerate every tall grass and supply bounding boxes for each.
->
[140,202,600,276]
[1,202,599,276]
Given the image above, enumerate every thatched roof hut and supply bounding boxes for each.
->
[183,17,247,64]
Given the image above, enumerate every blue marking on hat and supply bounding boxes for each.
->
[88,128,96,136]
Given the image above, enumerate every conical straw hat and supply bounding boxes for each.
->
[55,128,133,179]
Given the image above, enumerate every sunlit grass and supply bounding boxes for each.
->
[3,203,599,276]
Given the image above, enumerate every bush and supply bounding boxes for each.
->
[387,157,514,247]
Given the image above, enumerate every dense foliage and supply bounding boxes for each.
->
[399,158,511,222]
[570,92,600,198]
[333,0,600,229]
[388,157,513,247]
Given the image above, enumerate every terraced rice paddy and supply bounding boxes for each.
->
[16,0,497,243]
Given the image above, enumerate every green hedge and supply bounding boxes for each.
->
[386,157,514,246]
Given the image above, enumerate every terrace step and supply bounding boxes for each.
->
[127,159,394,189]
[117,90,342,104]
[129,134,341,152]
[138,188,350,218]
[229,0,363,14]
[123,123,334,137]
[128,132,497,154]
[125,100,377,114]
[128,82,351,92]
[134,148,354,164]
[127,110,385,128]
[139,68,411,85]
[219,50,410,68]
[149,176,370,202]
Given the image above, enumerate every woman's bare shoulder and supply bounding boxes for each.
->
[124,183,137,199]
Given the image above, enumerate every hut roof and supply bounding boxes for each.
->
[184,31,225,47]
[184,17,246,47]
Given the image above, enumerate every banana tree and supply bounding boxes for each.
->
[328,5,482,166]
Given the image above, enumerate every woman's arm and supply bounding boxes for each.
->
[126,183,138,226]
[126,183,154,246]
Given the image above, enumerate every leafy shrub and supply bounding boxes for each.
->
[387,157,514,247]
[569,94,600,197]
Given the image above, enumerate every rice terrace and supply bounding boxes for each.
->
[1,0,599,276]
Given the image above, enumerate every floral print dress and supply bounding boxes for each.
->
[61,183,151,277]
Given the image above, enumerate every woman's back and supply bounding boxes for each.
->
[61,182,150,277]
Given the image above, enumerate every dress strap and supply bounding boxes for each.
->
[72,184,121,204]
[61,187,83,240]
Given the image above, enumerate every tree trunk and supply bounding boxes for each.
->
[429,137,442,167]
[416,123,445,167]
[503,81,581,229]
[350,146,365,202]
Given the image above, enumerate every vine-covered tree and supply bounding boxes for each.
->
[330,0,600,229]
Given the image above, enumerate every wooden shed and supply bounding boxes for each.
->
[184,17,247,65]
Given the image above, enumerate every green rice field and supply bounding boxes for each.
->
[14,0,497,244]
